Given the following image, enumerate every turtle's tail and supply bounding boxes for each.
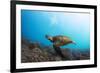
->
[72,41,76,45]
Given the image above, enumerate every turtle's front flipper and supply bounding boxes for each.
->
[53,45,65,59]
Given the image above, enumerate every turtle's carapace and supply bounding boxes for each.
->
[45,35,76,47]
[45,35,76,60]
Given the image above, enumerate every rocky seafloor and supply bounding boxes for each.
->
[21,39,90,63]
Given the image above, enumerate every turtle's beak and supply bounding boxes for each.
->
[45,35,48,38]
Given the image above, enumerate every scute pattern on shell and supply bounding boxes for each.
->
[47,35,73,47]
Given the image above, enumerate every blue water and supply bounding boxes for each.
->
[21,10,90,50]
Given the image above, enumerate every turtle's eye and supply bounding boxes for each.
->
[45,35,50,40]
[45,35,49,38]
[45,35,48,38]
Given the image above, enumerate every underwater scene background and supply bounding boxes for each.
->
[21,10,90,63]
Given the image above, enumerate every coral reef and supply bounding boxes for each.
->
[21,38,90,63]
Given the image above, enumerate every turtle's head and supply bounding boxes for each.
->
[45,35,53,42]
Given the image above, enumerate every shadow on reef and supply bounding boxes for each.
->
[21,38,90,63]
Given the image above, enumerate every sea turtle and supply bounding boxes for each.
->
[45,35,76,47]
[45,35,76,59]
